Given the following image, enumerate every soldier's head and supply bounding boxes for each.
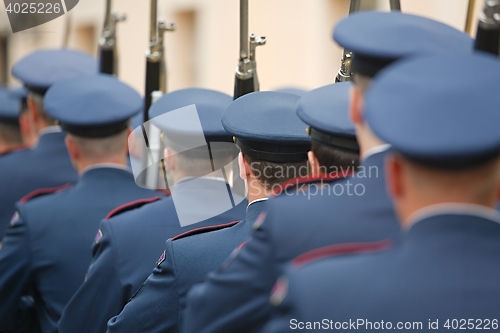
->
[148,88,237,185]
[365,53,500,227]
[222,92,311,200]
[43,74,142,173]
[333,11,473,155]
[0,87,25,152]
[10,87,37,147]
[11,49,96,135]
[296,82,359,176]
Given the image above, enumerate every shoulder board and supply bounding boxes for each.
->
[271,171,353,197]
[106,196,162,220]
[0,145,29,156]
[172,220,241,241]
[291,240,392,269]
[20,184,72,204]
[156,189,171,196]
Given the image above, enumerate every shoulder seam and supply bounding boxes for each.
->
[105,196,162,220]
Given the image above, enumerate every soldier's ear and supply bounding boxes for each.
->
[307,151,321,177]
[18,112,36,147]
[349,86,364,126]
[65,135,79,163]
[386,154,404,201]
[27,96,40,123]
[164,148,176,171]
[238,152,248,181]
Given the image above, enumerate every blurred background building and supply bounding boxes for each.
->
[0,0,481,95]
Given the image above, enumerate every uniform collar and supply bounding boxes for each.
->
[361,144,391,161]
[81,163,131,176]
[33,128,66,149]
[406,203,500,230]
[246,198,267,223]
[247,197,268,209]
[39,125,62,136]
[176,176,227,186]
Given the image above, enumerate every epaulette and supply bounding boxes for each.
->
[172,220,241,241]
[291,240,392,268]
[271,171,353,197]
[105,196,162,220]
[0,145,29,156]
[20,184,72,204]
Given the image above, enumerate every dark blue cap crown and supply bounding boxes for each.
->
[223,91,311,163]
[365,53,500,169]
[9,87,28,101]
[149,88,233,146]
[12,49,97,94]
[44,74,142,138]
[297,82,358,153]
[274,87,307,97]
[334,11,473,78]
[0,87,23,124]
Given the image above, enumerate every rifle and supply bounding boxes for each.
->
[465,0,477,34]
[62,13,72,48]
[143,0,175,122]
[0,34,7,85]
[139,0,174,189]
[98,0,126,75]
[233,0,266,99]
[389,0,401,11]
[335,0,360,83]
[474,0,500,56]
[335,0,401,83]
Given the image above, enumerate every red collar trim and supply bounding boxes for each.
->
[105,196,162,220]
[271,171,353,197]
[292,240,392,268]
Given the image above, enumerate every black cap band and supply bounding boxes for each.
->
[351,54,395,78]
[235,139,309,163]
[24,85,49,96]
[404,150,500,171]
[0,116,20,127]
[309,128,359,154]
[61,120,129,138]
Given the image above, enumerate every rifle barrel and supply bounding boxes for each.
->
[144,61,161,123]
[99,49,115,75]
[465,0,477,34]
[389,0,401,11]
[0,35,7,85]
[240,0,249,59]
[474,0,500,56]
[150,0,158,41]
[348,0,361,14]
[104,0,112,27]
[475,26,500,55]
